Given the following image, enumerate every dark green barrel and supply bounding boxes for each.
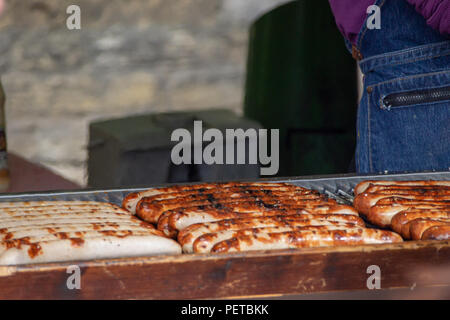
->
[244,0,358,176]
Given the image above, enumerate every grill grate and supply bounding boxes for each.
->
[0,171,449,206]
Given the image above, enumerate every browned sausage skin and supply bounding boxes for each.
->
[177,214,365,243]
[368,201,450,228]
[179,215,366,253]
[421,225,450,240]
[133,184,328,224]
[354,180,450,196]
[391,210,450,237]
[354,186,450,216]
[210,228,403,253]
[137,190,326,224]
[192,224,363,253]
[123,182,304,213]
[154,201,350,237]
[162,204,358,237]
[409,218,450,240]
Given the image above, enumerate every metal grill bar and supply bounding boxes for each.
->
[336,189,355,204]
[0,171,448,205]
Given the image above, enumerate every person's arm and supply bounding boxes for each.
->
[406,0,450,35]
[328,0,375,44]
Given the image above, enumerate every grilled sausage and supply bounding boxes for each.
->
[122,182,299,213]
[136,185,313,204]
[151,199,358,238]
[354,180,450,195]
[179,215,365,253]
[360,185,450,193]
[409,218,450,240]
[210,228,403,253]
[0,201,181,265]
[390,210,450,237]
[354,188,450,215]
[1,222,156,241]
[192,224,364,253]
[421,225,450,240]
[0,235,181,265]
[0,201,125,209]
[2,229,160,246]
[368,201,450,228]
[155,201,341,238]
[374,197,450,207]
[178,214,365,244]
[136,191,326,224]
[161,204,358,237]
[402,214,450,239]
[152,199,345,237]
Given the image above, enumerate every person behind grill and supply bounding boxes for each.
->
[328,0,449,174]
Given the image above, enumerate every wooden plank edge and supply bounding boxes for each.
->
[1,239,448,275]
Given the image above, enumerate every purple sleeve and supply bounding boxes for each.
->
[328,0,376,44]
[406,0,450,34]
[329,0,449,44]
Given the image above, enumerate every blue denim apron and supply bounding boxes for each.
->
[347,0,450,174]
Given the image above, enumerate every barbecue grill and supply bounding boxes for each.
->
[0,171,449,299]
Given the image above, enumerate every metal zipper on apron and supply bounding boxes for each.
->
[382,85,450,110]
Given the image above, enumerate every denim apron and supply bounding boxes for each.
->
[347,0,450,174]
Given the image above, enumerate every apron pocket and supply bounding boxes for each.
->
[382,85,450,110]
[365,70,450,173]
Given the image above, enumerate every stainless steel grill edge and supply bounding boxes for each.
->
[0,171,449,206]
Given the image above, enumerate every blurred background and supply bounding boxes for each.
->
[0,0,358,191]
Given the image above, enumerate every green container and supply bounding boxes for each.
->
[88,109,262,188]
[244,0,357,176]
[0,80,9,192]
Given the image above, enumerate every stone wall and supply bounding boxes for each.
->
[0,0,290,185]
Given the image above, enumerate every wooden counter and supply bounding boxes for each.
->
[0,240,448,299]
